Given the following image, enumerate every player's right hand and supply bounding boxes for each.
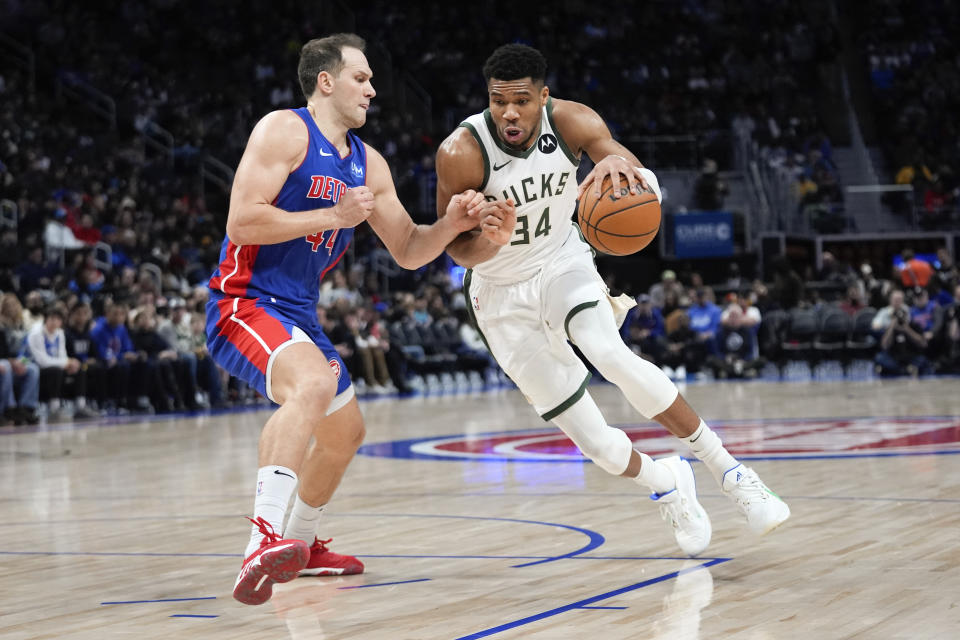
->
[333,186,375,227]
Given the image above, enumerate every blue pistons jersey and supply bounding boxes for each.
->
[208,107,368,321]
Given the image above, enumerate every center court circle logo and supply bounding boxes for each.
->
[357,416,960,462]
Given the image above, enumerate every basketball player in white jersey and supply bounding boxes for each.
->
[435,44,790,556]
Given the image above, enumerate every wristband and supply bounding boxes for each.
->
[637,167,663,204]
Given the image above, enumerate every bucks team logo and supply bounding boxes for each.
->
[358,416,960,462]
[328,358,342,380]
[537,133,558,154]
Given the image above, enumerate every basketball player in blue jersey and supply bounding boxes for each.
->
[435,44,790,559]
[206,33,493,605]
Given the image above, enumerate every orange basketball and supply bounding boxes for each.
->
[577,175,661,256]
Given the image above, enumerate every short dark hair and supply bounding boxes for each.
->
[44,304,65,321]
[482,43,547,84]
[298,33,367,99]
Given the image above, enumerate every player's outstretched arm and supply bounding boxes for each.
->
[364,145,489,269]
[435,128,517,268]
[225,110,373,246]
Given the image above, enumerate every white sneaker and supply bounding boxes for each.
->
[722,464,790,535]
[651,456,712,557]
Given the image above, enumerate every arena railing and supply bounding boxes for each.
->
[200,155,235,198]
[0,33,35,95]
[140,121,175,167]
[53,72,116,130]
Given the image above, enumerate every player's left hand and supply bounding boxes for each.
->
[479,199,516,246]
[577,155,651,201]
[445,189,489,232]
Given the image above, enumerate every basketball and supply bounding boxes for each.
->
[577,175,661,256]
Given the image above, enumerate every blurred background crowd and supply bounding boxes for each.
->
[0,0,957,424]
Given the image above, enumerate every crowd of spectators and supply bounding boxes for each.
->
[619,250,960,382]
[0,3,956,425]
[860,0,960,229]
[5,0,844,212]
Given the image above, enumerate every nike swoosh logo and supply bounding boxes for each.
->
[493,160,512,171]
[689,432,702,443]
[274,470,295,479]
[319,149,334,157]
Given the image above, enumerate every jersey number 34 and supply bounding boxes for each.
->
[511,206,552,246]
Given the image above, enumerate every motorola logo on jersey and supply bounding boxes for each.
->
[357,416,960,462]
[307,175,348,202]
[537,133,558,154]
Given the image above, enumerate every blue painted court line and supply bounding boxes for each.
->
[0,403,274,436]
[455,558,731,640]
[0,383,527,438]
[338,578,431,589]
[170,614,218,618]
[101,596,217,605]
[0,550,729,562]
[0,513,606,570]
[336,513,605,569]
[357,413,960,463]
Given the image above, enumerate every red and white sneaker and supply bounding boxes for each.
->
[233,517,310,605]
[298,537,364,577]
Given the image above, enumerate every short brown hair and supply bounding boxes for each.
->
[298,33,366,99]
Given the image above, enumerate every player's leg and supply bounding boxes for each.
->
[499,338,710,556]
[283,396,365,576]
[560,279,789,535]
[467,270,709,555]
[229,340,337,604]
[206,298,338,604]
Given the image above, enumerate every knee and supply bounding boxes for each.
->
[275,371,337,413]
[580,338,634,380]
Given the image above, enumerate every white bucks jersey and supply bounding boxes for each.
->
[460,97,581,283]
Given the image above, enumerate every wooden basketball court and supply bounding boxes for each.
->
[2,377,959,639]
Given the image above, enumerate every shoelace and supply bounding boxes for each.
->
[660,498,693,530]
[247,516,282,547]
[731,475,770,506]
[312,537,333,552]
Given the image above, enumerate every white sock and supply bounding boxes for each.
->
[76,396,86,409]
[244,465,298,558]
[633,451,677,495]
[683,420,739,486]
[283,495,325,545]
